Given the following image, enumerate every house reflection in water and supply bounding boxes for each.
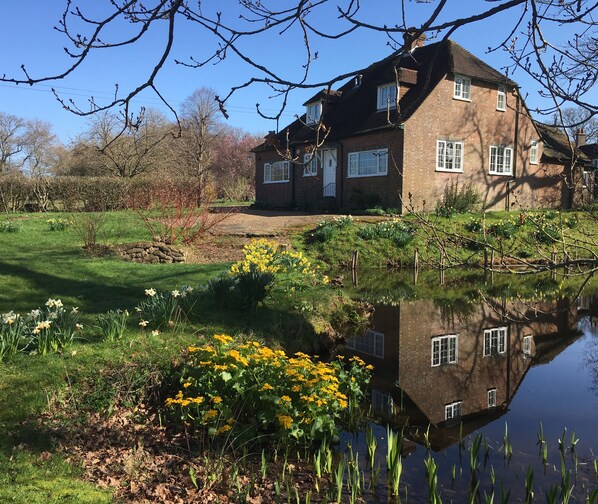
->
[341,297,581,451]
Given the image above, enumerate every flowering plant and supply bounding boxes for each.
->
[224,239,329,310]
[27,300,81,355]
[136,286,195,331]
[47,218,69,231]
[0,311,26,361]
[165,334,371,446]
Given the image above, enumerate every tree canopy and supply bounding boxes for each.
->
[1,1,595,134]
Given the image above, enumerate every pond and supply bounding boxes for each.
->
[337,271,598,502]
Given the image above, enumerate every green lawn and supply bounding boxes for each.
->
[1,208,596,501]
[0,212,224,316]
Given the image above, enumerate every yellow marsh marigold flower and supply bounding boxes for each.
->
[190,396,204,405]
[277,414,293,429]
[183,382,192,388]
[260,383,274,391]
[212,396,223,404]
[214,334,233,344]
[280,395,292,404]
[227,349,249,366]
[216,424,232,435]
[203,409,219,421]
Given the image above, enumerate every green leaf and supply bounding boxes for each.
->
[220,371,232,382]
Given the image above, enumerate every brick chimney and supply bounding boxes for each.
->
[403,30,426,51]
[575,128,586,147]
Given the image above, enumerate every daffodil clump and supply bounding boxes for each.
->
[47,218,69,231]
[135,285,194,331]
[209,239,329,311]
[0,299,82,359]
[165,334,371,445]
[230,239,328,284]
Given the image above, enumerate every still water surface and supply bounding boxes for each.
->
[338,278,598,501]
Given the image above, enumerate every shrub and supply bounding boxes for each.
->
[0,221,21,233]
[126,178,232,245]
[69,211,108,249]
[364,207,400,216]
[95,309,129,342]
[435,181,480,217]
[357,220,414,247]
[165,335,371,446]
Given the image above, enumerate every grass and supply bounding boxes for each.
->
[297,209,598,269]
[0,211,222,315]
[1,208,596,501]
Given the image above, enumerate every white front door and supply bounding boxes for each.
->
[322,148,337,197]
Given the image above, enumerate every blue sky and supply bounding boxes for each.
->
[1,1,592,143]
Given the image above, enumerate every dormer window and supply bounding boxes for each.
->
[377,83,397,111]
[305,102,321,125]
[454,74,471,100]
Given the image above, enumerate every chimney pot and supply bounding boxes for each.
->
[576,128,586,147]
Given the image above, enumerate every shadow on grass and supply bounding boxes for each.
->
[0,259,224,315]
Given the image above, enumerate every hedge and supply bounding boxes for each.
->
[0,175,201,212]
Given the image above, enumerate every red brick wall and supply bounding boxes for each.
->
[402,76,565,211]
[340,129,405,209]
[254,149,294,208]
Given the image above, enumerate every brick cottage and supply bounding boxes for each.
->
[253,36,591,212]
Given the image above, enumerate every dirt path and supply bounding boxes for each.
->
[208,209,335,236]
[190,209,381,264]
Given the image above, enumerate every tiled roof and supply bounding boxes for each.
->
[255,39,516,150]
[534,122,590,164]
[579,143,598,160]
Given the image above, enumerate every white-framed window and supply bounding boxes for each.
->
[306,102,321,125]
[488,388,497,408]
[523,335,532,356]
[445,401,462,421]
[346,330,384,358]
[377,83,398,111]
[582,170,594,188]
[431,334,458,366]
[530,141,539,165]
[489,145,513,175]
[497,85,506,111]
[303,152,319,177]
[454,74,471,100]
[371,389,394,415]
[264,161,290,184]
[436,140,464,172]
[348,148,388,178]
[483,327,507,356]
